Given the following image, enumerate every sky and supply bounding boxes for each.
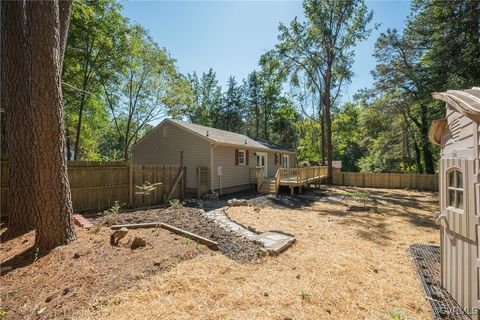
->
[122,0,411,104]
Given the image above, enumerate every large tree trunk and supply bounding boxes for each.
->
[1,1,36,236]
[322,66,333,184]
[26,0,76,250]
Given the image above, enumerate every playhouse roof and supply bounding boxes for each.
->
[432,87,480,121]
[429,87,480,145]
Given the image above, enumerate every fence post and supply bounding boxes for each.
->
[128,160,133,206]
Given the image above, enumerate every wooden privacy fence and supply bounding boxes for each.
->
[332,169,439,191]
[0,161,185,215]
[132,164,183,207]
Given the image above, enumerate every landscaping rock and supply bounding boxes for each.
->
[253,231,296,255]
[131,236,146,250]
[110,227,128,246]
[45,293,56,303]
[227,199,248,207]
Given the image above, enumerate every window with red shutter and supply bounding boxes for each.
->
[235,149,239,165]
[246,150,249,165]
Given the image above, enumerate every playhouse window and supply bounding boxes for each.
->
[447,169,464,210]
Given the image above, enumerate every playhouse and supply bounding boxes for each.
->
[429,87,480,318]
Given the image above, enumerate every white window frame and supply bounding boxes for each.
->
[238,149,246,166]
[446,168,464,211]
[282,154,289,168]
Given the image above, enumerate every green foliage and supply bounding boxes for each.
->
[169,199,183,209]
[104,201,124,215]
[135,181,163,197]
[389,308,413,320]
[60,0,479,175]
[276,0,374,178]
[63,0,129,160]
[300,289,311,302]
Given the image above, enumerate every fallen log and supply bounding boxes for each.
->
[110,222,218,249]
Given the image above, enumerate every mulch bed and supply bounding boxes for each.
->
[92,206,263,262]
[410,244,472,320]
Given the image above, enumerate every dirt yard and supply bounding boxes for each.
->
[0,226,209,319]
[73,186,439,320]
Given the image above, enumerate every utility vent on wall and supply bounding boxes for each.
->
[450,118,460,142]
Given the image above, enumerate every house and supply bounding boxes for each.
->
[132,119,297,196]
[428,87,480,318]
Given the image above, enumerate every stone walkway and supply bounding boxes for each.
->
[202,207,258,240]
[200,202,295,255]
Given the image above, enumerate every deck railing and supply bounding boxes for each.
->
[249,166,264,191]
[277,166,328,184]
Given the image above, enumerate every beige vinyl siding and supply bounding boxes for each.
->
[265,151,295,177]
[132,123,211,189]
[212,146,252,190]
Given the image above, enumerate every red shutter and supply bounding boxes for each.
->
[279,154,282,165]
[275,153,278,165]
[246,150,249,165]
[235,149,239,166]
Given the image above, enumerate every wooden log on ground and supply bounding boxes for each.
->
[110,222,218,249]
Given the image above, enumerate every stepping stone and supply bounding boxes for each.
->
[319,196,343,202]
[253,231,296,255]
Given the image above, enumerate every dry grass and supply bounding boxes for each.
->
[79,186,439,320]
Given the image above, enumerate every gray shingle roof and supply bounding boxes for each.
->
[168,119,296,153]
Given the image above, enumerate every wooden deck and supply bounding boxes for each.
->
[250,166,328,194]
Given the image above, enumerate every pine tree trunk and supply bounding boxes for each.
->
[322,65,333,184]
[1,1,36,236]
[26,0,76,250]
[319,100,326,166]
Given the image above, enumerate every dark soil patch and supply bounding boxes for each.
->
[346,206,376,212]
[0,227,207,320]
[224,189,331,209]
[92,206,263,262]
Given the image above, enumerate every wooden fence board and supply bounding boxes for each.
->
[1,161,184,215]
[333,171,438,191]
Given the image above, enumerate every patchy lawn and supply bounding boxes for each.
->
[76,186,439,320]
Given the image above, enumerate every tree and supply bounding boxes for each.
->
[62,0,129,160]
[103,26,184,160]
[2,0,76,249]
[277,0,373,182]
[1,1,36,236]
[331,103,366,172]
[258,53,285,141]
[185,69,224,127]
[219,76,245,132]
[243,71,263,139]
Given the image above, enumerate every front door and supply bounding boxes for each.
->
[282,154,289,168]
[256,153,267,177]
